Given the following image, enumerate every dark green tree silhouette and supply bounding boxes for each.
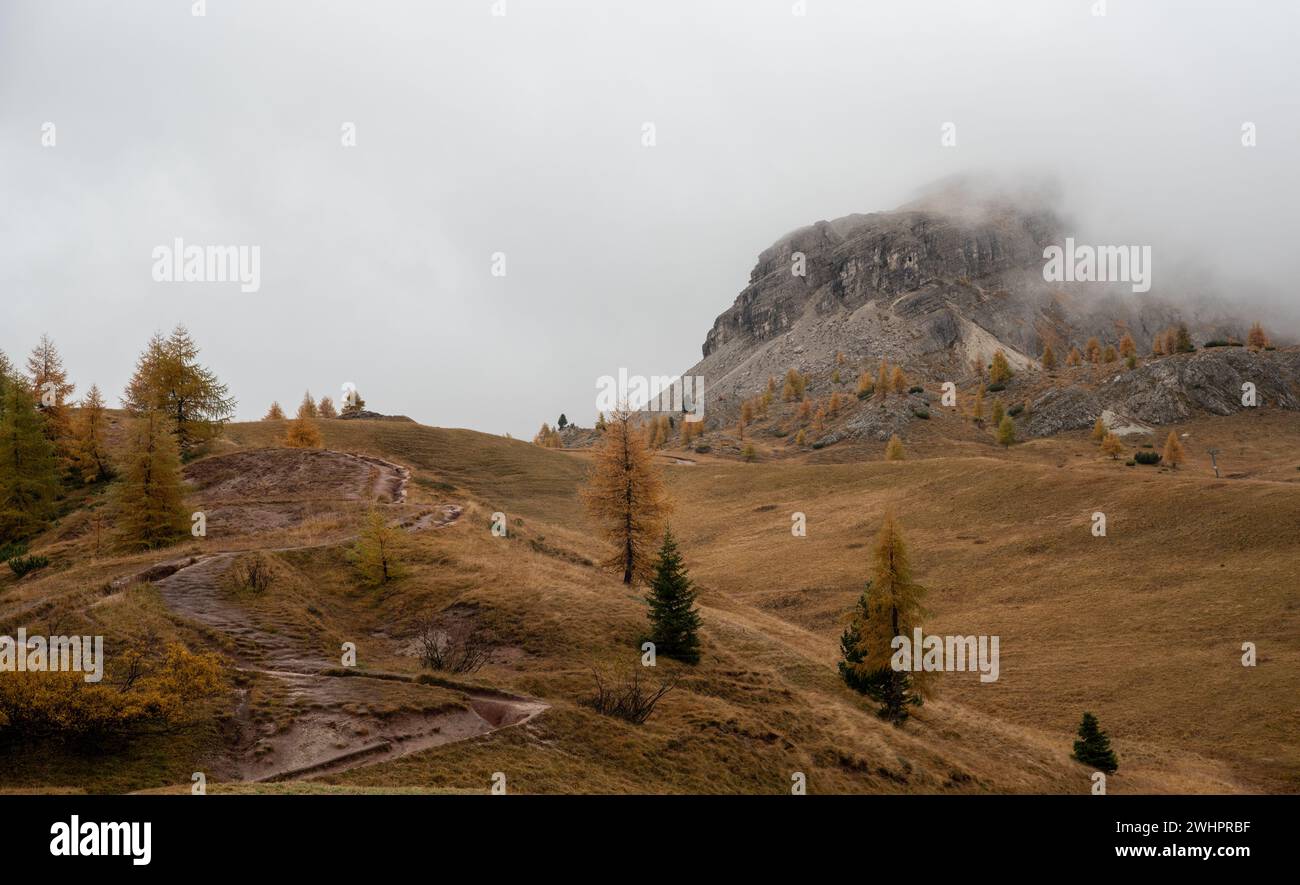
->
[1072,711,1119,773]
[645,529,702,663]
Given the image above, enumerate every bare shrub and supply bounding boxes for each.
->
[415,616,490,674]
[229,552,274,594]
[585,666,679,725]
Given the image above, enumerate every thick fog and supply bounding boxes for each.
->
[2,0,1296,436]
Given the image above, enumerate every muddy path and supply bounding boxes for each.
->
[117,449,547,785]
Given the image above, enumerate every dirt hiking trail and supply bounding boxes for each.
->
[115,449,546,785]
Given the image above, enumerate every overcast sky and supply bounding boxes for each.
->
[2,0,1297,437]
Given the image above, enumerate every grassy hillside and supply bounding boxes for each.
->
[2,412,1294,794]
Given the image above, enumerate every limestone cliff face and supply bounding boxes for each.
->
[701,207,1056,360]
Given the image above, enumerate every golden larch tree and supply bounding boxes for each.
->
[781,368,804,402]
[680,419,698,448]
[351,508,405,585]
[989,350,1013,384]
[115,409,189,549]
[850,512,932,722]
[1085,337,1101,364]
[123,326,235,457]
[71,384,113,483]
[1163,431,1185,468]
[1041,344,1056,371]
[996,416,1016,446]
[284,415,323,448]
[581,412,670,584]
[856,370,873,398]
[25,333,76,456]
[1091,416,1107,441]
[0,382,61,540]
[1100,432,1125,460]
[875,360,889,400]
[264,401,285,420]
[885,434,905,461]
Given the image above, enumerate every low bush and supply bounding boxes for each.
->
[228,552,274,593]
[0,542,27,562]
[585,666,678,725]
[1007,403,1024,417]
[912,408,930,419]
[986,382,1006,392]
[908,386,924,394]
[0,641,224,743]
[415,617,490,674]
[8,555,49,578]
[1134,450,1162,465]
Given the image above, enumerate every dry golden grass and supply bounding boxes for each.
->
[662,410,1300,792]
[3,410,1294,793]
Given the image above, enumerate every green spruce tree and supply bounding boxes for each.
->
[1072,712,1119,772]
[645,529,702,663]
